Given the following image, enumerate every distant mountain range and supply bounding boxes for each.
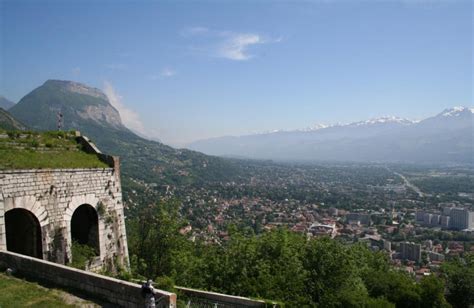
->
[0,96,15,110]
[188,107,474,164]
[7,80,241,186]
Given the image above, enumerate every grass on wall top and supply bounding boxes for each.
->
[0,130,109,170]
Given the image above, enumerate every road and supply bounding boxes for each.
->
[386,167,425,198]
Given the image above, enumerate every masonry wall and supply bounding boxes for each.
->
[0,250,176,308]
[0,165,129,270]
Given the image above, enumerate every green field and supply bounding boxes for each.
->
[0,273,98,307]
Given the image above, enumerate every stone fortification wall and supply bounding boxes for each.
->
[0,250,176,308]
[0,134,128,271]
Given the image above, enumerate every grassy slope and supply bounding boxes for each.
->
[0,131,109,170]
[0,273,98,307]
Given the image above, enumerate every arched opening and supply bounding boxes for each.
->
[71,204,100,255]
[5,208,43,258]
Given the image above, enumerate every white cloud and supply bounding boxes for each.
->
[161,68,177,77]
[181,27,281,61]
[218,33,262,61]
[103,81,146,135]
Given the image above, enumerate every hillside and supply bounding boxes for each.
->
[189,107,474,164]
[0,96,15,110]
[9,80,242,187]
[0,108,27,131]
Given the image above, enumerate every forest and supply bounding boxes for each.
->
[124,200,474,308]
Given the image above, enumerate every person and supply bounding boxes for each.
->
[141,279,157,308]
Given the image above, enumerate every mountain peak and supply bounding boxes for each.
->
[10,79,125,132]
[0,96,15,110]
[290,123,330,132]
[348,116,416,127]
[438,106,473,117]
[44,79,108,101]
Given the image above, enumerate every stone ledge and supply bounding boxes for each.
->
[0,168,114,174]
[0,251,176,308]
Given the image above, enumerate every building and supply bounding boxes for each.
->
[415,211,424,223]
[308,222,337,238]
[346,213,371,226]
[416,208,473,230]
[428,252,445,262]
[423,240,433,250]
[441,215,450,229]
[359,234,382,251]
[399,242,421,262]
[423,213,433,226]
[0,133,129,272]
[450,208,474,230]
[430,214,441,227]
[442,206,454,216]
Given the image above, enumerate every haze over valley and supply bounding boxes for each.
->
[188,107,474,164]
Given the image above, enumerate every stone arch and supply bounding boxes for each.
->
[70,204,100,255]
[64,194,105,260]
[5,208,43,258]
[3,196,50,227]
[3,196,49,258]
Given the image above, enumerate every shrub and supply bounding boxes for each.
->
[69,241,97,270]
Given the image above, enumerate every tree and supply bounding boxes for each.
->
[127,199,189,279]
[364,270,421,307]
[442,254,474,308]
[419,275,450,308]
[303,237,370,307]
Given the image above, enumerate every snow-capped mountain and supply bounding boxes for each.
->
[347,116,417,127]
[299,123,331,132]
[437,106,474,117]
[414,106,473,133]
[187,107,473,164]
[252,116,418,135]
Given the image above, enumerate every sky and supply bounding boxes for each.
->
[1,0,472,147]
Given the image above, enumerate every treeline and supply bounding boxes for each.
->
[412,176,474,195]
[126,200,473,307]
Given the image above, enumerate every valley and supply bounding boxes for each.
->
[1,79,473,307]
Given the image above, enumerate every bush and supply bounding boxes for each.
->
[69,241,97,270]
[154,276,176,292]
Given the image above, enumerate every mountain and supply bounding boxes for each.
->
[9,80,241,187]
[188,107,474,164]
[9,80,125,131]
[0,96,15,110]
[0,108,28,131]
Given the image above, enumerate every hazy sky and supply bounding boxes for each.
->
[1,0,472,146]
